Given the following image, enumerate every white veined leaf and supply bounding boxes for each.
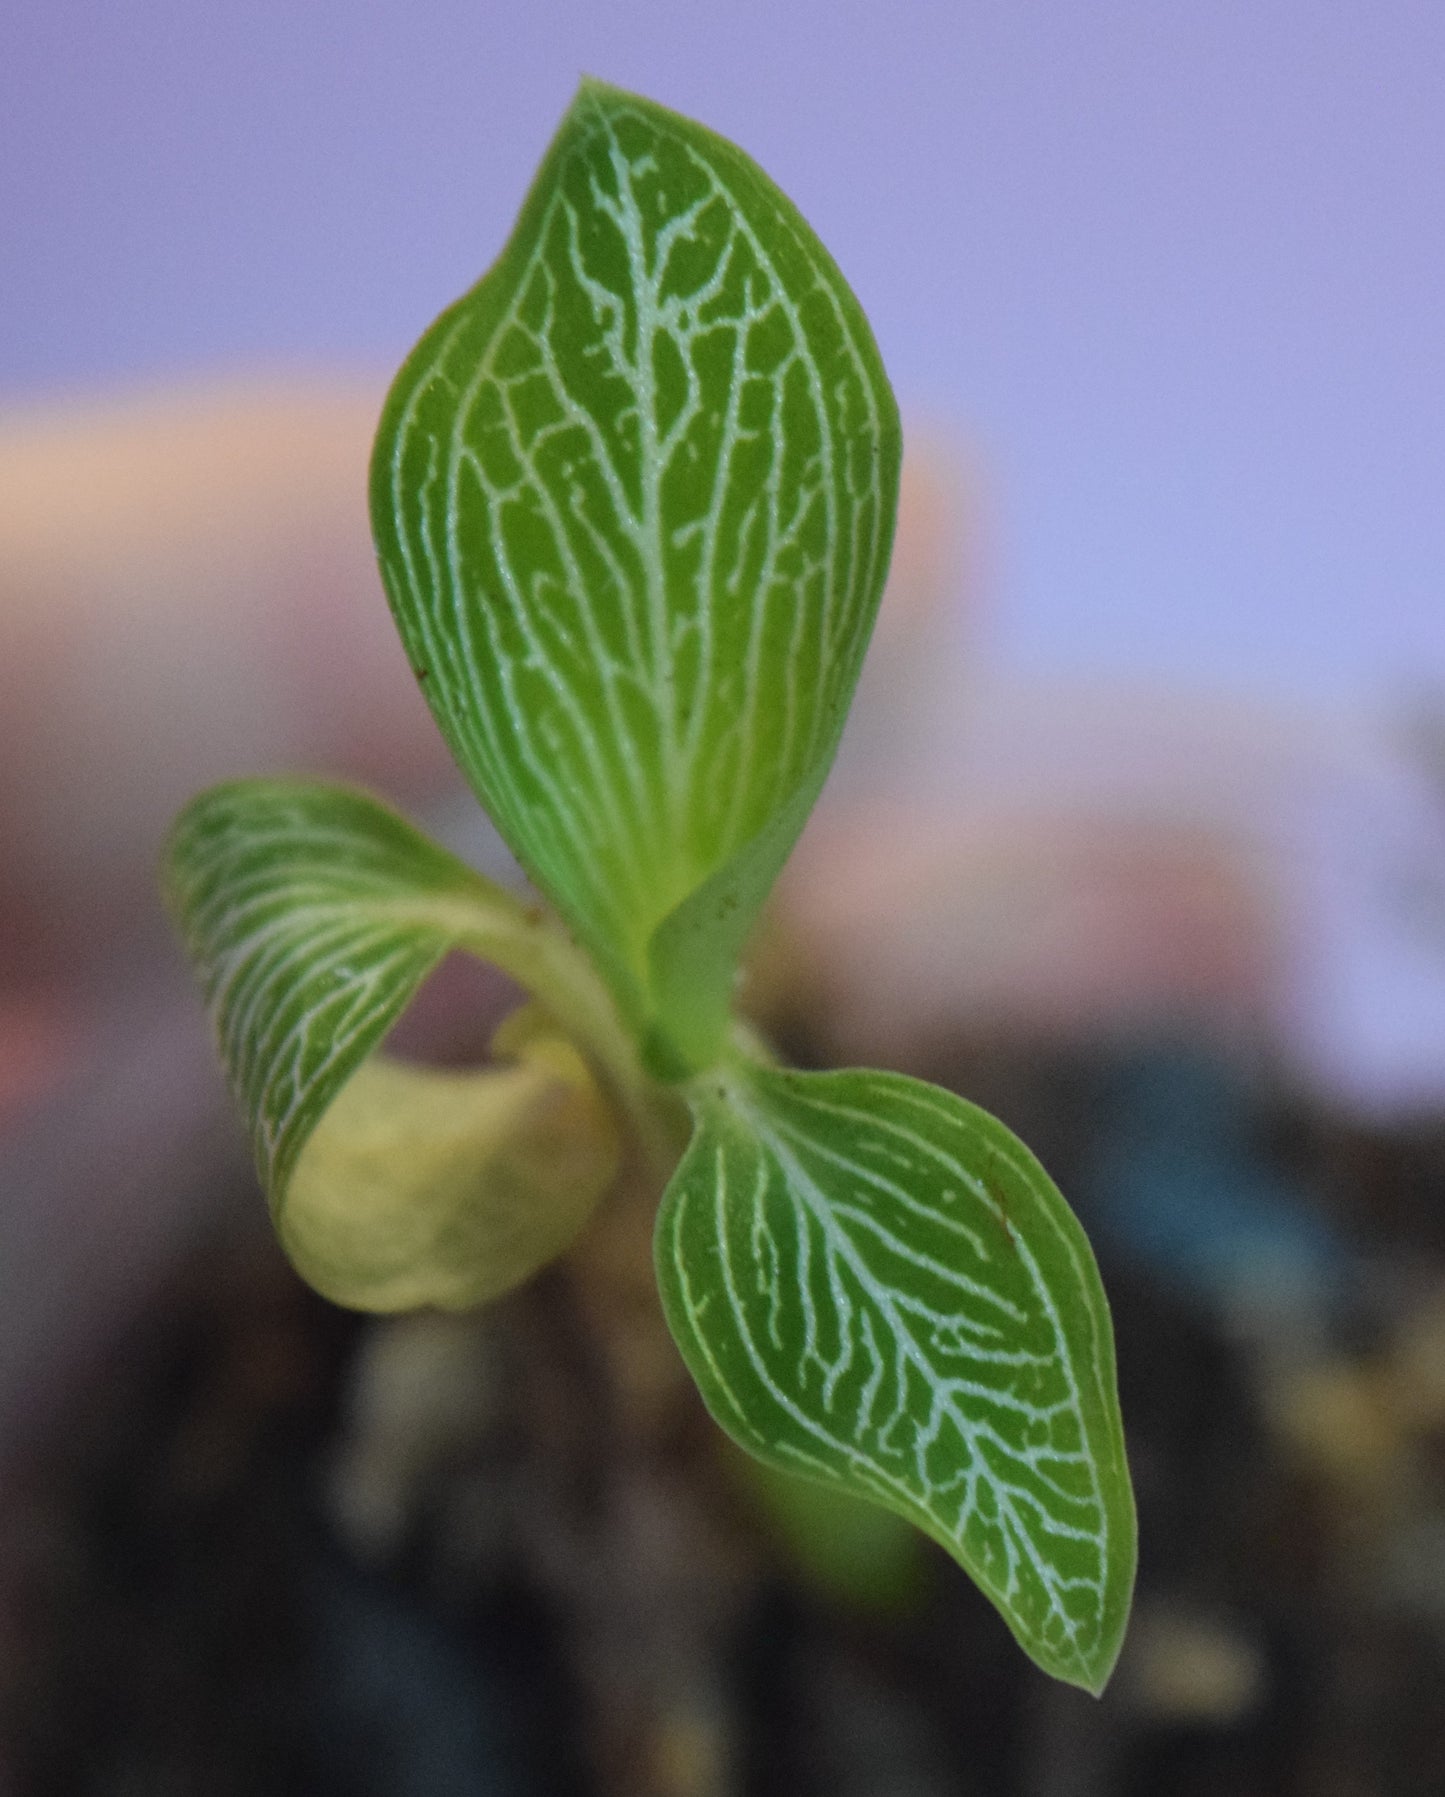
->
[163,779,623,1304]
[655,1062,1136,1692]
[371,81,901,1070]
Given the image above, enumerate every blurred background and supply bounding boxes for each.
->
[3,2,1445,1792]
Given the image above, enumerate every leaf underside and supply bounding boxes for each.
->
[371,80,901,1063]
[283,1032,618,1312]
[656,1063,1136,1691]
[163,779,618,1308]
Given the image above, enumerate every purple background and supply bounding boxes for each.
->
[4,0,1442,704]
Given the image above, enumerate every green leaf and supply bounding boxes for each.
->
[162,779,624,1303]
[655,1063,1136,1692]
[723,1443,927,1615]
[371,80,901,1068]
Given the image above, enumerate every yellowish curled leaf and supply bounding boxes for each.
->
[281,1021,621,1312]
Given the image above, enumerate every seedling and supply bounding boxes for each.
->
[165,82,1134,1691]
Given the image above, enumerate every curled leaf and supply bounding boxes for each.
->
[283,1024,619,1312]
[163,779,626,1305]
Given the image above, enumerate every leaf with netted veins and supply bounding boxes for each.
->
[163,780,624,1302]
[655,1063,1135,1691]
[371,81,901,1069]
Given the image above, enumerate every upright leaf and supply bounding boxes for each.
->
[371,81,901,1067]
[655,1064,1135,1691]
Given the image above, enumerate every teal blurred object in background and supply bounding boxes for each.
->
[1084,1043,1346,1323]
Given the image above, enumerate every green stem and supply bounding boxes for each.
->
[445,885,689,1178]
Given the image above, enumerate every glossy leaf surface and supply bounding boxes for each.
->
[371,82,900,1065]
[656,1064,1135,1690]
[163,780,621,1300]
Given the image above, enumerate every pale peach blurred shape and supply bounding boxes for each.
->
[0,378,452,985]
[777,802,1277,1070]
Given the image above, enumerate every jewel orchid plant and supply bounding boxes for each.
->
[164,82,1135,1692]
